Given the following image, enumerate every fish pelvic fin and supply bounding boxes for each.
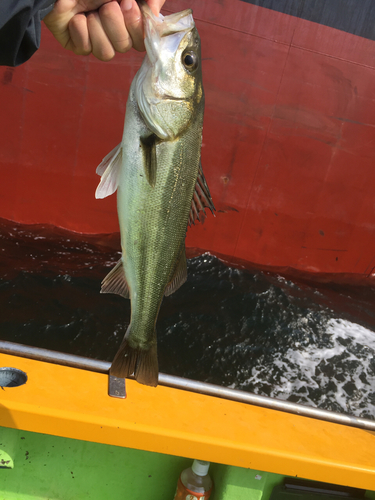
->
[101,259,130,299]
[110,332,158,387]
[95,143,122,199]
[188,161,216,226]
[165,246,187,296]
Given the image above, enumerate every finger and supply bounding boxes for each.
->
[43,9,72,49]
[87,11,116,61]
[99,2,132,53]
[146,0,166,16]
[121,0,145,52]
[73,0,112,16]
[68,13,92,55]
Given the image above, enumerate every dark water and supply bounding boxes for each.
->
[1,218,374,419]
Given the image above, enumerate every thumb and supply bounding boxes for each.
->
[146,0,165,16]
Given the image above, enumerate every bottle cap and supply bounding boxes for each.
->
[192,460,210,476]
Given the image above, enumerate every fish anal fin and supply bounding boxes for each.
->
[140,134,157,188]
[110,333,158,387]
[101,259,130,299]
[165,247,187,297]
[188,161,216,226]
[95,143,122,199]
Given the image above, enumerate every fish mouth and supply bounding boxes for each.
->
[138,1,195,64]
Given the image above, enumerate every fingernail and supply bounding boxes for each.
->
[122,0,133,11]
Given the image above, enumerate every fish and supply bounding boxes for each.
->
[95,1,214,387]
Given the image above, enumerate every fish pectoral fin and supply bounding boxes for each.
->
[188,160,216,226]
[164,247,187,296]
[100,259,130,299]
[95,143,123,199]
[140,134,157,188]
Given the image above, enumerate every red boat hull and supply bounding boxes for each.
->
[1,0,375,281]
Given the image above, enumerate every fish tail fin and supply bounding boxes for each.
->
[135,342,159,387]
[110,332,159,387]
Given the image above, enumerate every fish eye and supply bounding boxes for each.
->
[182,51,198,72]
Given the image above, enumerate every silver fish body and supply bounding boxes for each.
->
[95,3,214,386]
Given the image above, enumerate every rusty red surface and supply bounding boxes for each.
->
[1,0,375,281]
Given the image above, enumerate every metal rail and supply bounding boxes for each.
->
[0,340,374,431]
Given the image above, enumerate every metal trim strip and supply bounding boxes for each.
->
[0,340,374,431]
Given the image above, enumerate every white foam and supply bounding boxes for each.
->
[237,317,375,418]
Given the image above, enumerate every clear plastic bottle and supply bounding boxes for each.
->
[173,460,213,500]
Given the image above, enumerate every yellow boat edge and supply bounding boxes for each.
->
[0,352,374,490]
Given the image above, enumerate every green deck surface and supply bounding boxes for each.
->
[0,426,374,500]
[0,426,283,499]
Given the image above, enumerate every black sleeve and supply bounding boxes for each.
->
[0,0,55,67]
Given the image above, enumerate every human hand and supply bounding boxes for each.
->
[43,0,166,61]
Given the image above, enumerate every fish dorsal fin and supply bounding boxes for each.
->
[101,259,130,299]
[188,161,216,226]
[141,134,157,188]
[95,143,122,199]
[164,247,187,296]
